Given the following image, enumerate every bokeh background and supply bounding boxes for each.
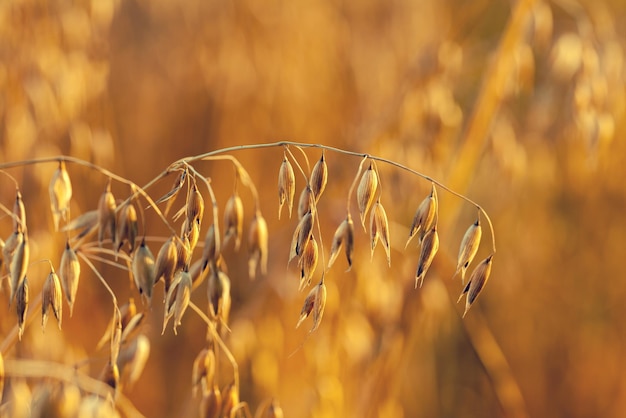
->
[1,0,626,417]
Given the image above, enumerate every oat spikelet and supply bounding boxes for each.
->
[172,271,192,335]
[256,399,284,418]
[455,218,482,283]
[248,211,268,279]
[62,210,98,238]
[328,214,354,270]
[115,201,138,254]
[296,281,327,332]
[154,236,178,294]
[297,186,313,220]
[186,181,205,228]
[208,269,231,335]
[201,225,217,271]
[42,270,63,331]
[406,184,438,248]
[278,156,296,219]
[132,239,156,304]
[60,242,80,317]
[289,210,314,263]
[192,347,216,397]
[298,236,318,291]
[200,386,222,418]
[12,190,26,233]
[175,235,192,274]
[3,232,23,291]
[223,193,244,251]
[9,232,28,305]
[16,277,28,340]
[117,334,150,390]
[310,152,328,202]
[460,254,494,317]
[370,200,391,266]
[157,169,187,216]
[415,226,439,288]
[97,180,116,245]
[181,217,200,253]
[220,382,239,418]
[49,160,72,230]
[357,162,379,230]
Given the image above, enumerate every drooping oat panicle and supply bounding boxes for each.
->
[200,385,222,418]
[154,235,178,294]
[297,185,313,220]
[192,347,216,397]
[116,334,150,390]
[310,151,328,202]
[12,189,26,233]
[248,211,268,279]
[97,180,116,245]
[292,210,314,262]
[9,232,28,305]
[49,160,72,230]
[223,193,244,251]
[296,281,327,332]
[460,254,494,317]
[201,225,217,271]
[42,270,63,331]
[131,239,156,304]
[60,242,80,316]
[298,236,318,291]
[115,201,138,255]
[157,169,187,216]
[455,218,482,283]
[328,214,354,270]
[16,277,28,340]
[370,200,391,266]
[207,268,231,335]
[278,155,296,219]
[415,226,439,288]
[406,184,438,247]
[186,181,205,228]
[357,162,379,230]
[172,270,192,335]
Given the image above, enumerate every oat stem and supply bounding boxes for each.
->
[78,252,120,320]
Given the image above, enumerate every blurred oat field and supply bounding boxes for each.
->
[1,0,626,417]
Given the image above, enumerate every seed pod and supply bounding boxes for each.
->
[97,180,117,245]
[60,242,80,316]
[223,193,244,251]
[310,152,328,202]
[192,347,216,397]
[298,236,318,291]
[357,162,379,230]
[42,270,63,330]
[207,269,231,335]
[16,277,28,340]
[415,226,439,288]
[289,211,313,263]
[297,186,313,220]
[460,254,494,317]
[13,190,26,233]
[49,160,72,230]
[186,182,205,228]
[9,232,28,305]
[132,239,156,304]
[370,200,391,266]
[455,218,482,283]
[278,156,296,219]
[328,214,354,270]
[154,236,178,293]
[248,211,268,279]
[115,201,138,254]
[296,281,327,332]
[200,386,222,418]
[406,184,438,247]
[173,271,192,335]
[117,334,150,390]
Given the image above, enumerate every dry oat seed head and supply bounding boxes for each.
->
[157,169,187,216]
[357,162,379,230]
[296,281,327,332]
[9,231,28,305]
[462,254,494,317]
[16,277,29,340]
[248,211,269,279]
[154,235,178,293]
[200,386,222,418]
[173,270,192,334]
[370,200,391,266]
[117,334,150,390]
[3,231,23,290]
[310,152,328,202]
[175,235,192,274]
[455,218,482,283]
[220,381,239,418]
[295,211,314,260]
[62,210,98,238]
[406,184,438,247]
[223,193,244,251]
[201,224,217,269]
[298,236,318,291]
[208,268,232,334]
[49,160,72,230]
[181,217,200,253]
[132,239,156,304]
[42,270,63,330]
[60,241,81,316]
[415,226,439,288]
[186,181,205,228]
[297,185,313,220]
[192,347,216,396]
[13,189,26,233]
[278,155,296,219]
[97,180,117,245]
[328,214,354,270]
[115,201,138,254]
